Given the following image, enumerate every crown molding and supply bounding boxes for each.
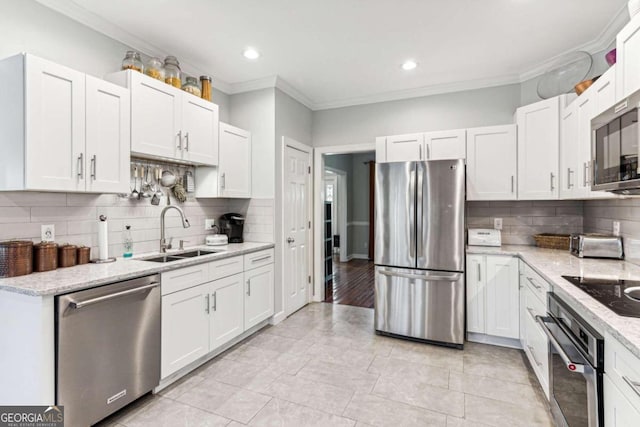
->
[227,75,278,94]
[34,0,233,94]
[274,77,315,110]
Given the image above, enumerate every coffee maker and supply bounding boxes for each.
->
[219,213,245,243]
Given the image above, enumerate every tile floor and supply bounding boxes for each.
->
[98,303,554,427]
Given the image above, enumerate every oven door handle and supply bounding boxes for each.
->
[536,315,586,374]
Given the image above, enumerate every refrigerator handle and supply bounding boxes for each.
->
[414,163,422,262]
[378,269,462,282]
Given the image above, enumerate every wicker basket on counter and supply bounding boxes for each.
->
[533,233,571,250]
[0,240,34,278]
[33,242,58,272]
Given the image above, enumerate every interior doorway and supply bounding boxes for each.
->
[321,151,376,308]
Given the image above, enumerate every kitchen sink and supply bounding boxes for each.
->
[141,249,224,263]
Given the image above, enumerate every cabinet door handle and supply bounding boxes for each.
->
[511,176,515,193]
[623,376,640,398]
[77,153,84,179]
[91,155,97,180]
[567,168,574,189]
[205,294,210,314]
[426,144,430,159]
[419,145,423,160]
[184,132,189,152]
[527,345,543,367]
[221,173,226,189]
[550,172,555,191]
[585,162,591,185]
[177,130,183,150]
[477,263,481,281]
[247,279,251,296]
[212,291,217,312]
[583,162,587,187]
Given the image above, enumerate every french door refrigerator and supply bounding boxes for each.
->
[374,159,465,348]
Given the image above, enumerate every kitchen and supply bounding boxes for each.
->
[0,1,638,425]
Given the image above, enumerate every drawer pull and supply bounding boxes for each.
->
[251,255,272,263]
[623,376,640,398]
[215,261,239,268]
[527,345,543,367]
[526,276,542,290]
[526,307,536,320]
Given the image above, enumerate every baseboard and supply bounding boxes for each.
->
[350,253,370,260]
[466,332,522,349]
[270,310,286,325]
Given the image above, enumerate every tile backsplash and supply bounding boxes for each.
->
[467,200,584,245]
[0,192,274,258]
[584,198,640,263]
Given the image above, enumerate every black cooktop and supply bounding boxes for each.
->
[562,275,640,318]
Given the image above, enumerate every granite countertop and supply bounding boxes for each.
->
[467,244,640,359]
[0,242,274,297]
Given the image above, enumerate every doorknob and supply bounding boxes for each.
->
[287,237,295,243]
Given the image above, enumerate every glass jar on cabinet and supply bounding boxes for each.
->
[164,56,182,88]
[182,76,201,97]
[145,57,164,81]
[121,51,143,73]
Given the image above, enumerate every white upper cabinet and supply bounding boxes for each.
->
[560,100,580,199]
[592,66,617,118]
[218,123,251,198]
[0,53,129,193]
[466,125,517,200]
[376,130,466,163]
[424,129,466,160]
[107,70,218,166]
[616,14,640,100]
[85,75,130,194]
[377,133,424,162]
[516,96,561,200]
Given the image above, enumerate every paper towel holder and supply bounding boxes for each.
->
[91,215,116,264]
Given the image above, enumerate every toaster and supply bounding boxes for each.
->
[570,234,624,259]
[468,229,502,247]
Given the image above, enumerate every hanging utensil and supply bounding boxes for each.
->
[151,167,162,205]
[130,165,139,199]
[141,165,152,198]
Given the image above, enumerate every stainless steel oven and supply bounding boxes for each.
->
[536,293,604,427]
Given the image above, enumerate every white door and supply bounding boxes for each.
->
[85,75,130,194]
[219,122,251,198]
[517,97,560,200]
[245,265,275,329]
[466,255,485,334]
[384,133,424,162]
[560,101,579,199]
[25,54,85,191]
[424,129,466,160]
[616,14,640,100]
[130,71,182,160]
[324,174,338,254]
[161,284,210,378]
[181,95,219,166]
[209,273,244,350]
[284,141,311,316]
[466,125,517,200]
[485,256,519,339]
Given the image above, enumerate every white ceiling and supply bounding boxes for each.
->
[39,0,628,110]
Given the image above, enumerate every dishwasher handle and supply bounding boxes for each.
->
[69,282,159,309]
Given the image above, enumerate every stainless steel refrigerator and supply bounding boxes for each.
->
[374,159,465,348]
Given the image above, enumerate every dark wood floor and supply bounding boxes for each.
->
[324,257,375,308]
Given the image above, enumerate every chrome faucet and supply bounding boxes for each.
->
[160,205,190,253]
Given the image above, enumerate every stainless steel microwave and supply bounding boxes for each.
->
[591,91,640,194]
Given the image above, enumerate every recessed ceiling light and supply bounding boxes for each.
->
[243,48,260,60]
[402,60,417,71]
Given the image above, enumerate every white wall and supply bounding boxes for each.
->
[311,84,521,147]
[0,0,230,121]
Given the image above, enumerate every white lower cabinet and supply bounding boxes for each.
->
[605,374,640,426]
[161,283,210,378]
[209,273,244,350]
[161,251,274,380]
[244,264,275,330]
[466,255,519,340]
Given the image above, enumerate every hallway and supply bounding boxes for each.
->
[325,259,375,308]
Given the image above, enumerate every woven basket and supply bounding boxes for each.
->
[533,233,571,250]
[0,240,34,278]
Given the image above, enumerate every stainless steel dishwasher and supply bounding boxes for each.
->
[56,274,161,427]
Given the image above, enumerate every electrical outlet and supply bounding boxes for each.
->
[613,221,621,236]
[41,224,55,242]
[205,219,215,230]
[364,242,368,249]
[494,218,503,230]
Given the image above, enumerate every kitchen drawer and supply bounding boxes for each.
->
[523,284,547,319]
[522,263,551,304]
[208,255,243,281]
[605,332,640,412]
[161,263,209,296]
[523,303,550,399]
[244,248,275,270]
